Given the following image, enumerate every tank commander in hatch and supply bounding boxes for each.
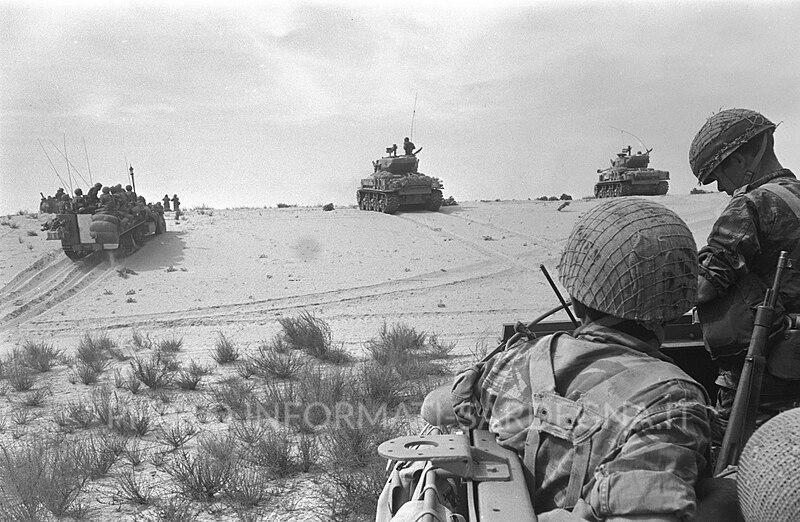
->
[403,137,415,156]
[690,108,800,442]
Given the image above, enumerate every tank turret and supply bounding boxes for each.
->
[594,147,669,198]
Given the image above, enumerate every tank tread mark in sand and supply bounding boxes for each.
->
[357,149,445,214]
[594,147,670,198]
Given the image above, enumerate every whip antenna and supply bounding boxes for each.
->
[410,92,418,141]
[607,125,649,152]
[83,137,92,185]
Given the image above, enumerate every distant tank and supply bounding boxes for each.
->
[594,147,669,198]
[357,148,444,214]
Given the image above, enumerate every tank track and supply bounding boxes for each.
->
[594,181,669,198]
[356,191,400,214]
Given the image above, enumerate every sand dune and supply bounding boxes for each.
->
[1,193,730,356]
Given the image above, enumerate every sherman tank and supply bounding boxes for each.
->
[357,149,444,214]
[594,147,669,198]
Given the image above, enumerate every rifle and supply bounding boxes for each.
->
[714,250,790,475]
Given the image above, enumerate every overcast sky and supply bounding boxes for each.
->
[2,1,799,213]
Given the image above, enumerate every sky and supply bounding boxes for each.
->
[2,1,800,213]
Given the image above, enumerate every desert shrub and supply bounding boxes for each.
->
[77,332,115,366]
[222,468,276,507]
[426,333,456,359]
[114,470,154,506]
[90,388,152,437]
[278,311,351,362]
[75,361,103,384]
[158,337,183,354]
[560,193,573,200]
[164,449,235,500]
[129,351,177,389]
[322,420,396,471]
[364,322,427,366]
[6,363,36,391]
[243,340,306,380]
[212,333,240,364]
[155,421,198,451]
[11,408,37,426]
[26,230,38,236]
[239,425,298,477]
[130,330,154,351]
[155,497,200,521]
[78,434,120,479]
[8,221,19,229]
[54,401,97,431]
[210,377,256,420]
[315,464,387,521]
[358,362,408,408]
[20,341,62,372]
[124,440,146,466]
[0,438,92,518]
[20,386,51,407]
[175,370,202,390]
[298,433,319,472]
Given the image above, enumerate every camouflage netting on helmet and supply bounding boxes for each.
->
[557,198,698,322]
[738,407,800,521]
[689,108,776,184]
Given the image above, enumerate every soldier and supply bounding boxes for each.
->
[72,188,87,213]
[125,184,137,203]
[171,194,181,217]
[54,187,65,199]
[689,108,800,440]
[87,182,102,206]
[162,194,171,211]
[403,137,415,156]
[452,199,710,519]
[98,186,116,212]
[112,185,128,212]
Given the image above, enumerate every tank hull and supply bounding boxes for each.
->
[594,168,670,198]
[357,157,444,214]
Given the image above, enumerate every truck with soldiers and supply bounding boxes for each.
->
[43,168,167,260]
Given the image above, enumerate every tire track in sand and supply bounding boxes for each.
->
[0,252,114,332]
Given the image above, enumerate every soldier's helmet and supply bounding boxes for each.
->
[102,186,111,194]
[74,188,83,195]
[738,407,800,521]
[557,198,697,322]
[689,108,776,185]
[126,185,132,191]
[94,182,102,188]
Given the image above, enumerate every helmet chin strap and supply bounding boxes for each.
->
[743,132,770,186]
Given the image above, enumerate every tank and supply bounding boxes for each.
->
[594,147,669,198]
[356,150,444,214]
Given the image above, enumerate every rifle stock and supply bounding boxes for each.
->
[714,251,790,475]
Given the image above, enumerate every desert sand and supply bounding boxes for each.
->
[1,193,729,353]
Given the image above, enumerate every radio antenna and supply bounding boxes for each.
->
[83,137,92,185]
[410,92,418,141]
[608,125,649,152]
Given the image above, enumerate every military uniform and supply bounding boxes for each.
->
[453,321,710,518]
[699,170,800,434]
[452,199,708,519]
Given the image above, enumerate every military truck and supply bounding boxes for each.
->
[45,202,166,261]
[594,147,669,198]
[357,151,444,214]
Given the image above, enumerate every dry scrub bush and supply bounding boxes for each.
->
[212,332,241,364]
[158,337,184,354]
[278,310,351,363]
[363,322,450,381]
[210,377,257,420]
[130,330,154,351]
[90,387,152,437]
[20,386,51,407]
[315,464,386,521]
[0,438,91,519]
[77,332,115,371]
[130,351,178,388]
[156,420,199,451]
[241,339,306,380]
[114,470,154,506]
[238,424,297,476]
[20,341,62,372]
[155,497,200,520]
[6,363,36,392]
[165,449,235,500]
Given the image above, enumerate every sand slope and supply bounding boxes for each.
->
[1,193,730,356]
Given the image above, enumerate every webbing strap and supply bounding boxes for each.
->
[752,183,800,261]
[577,360,696,409]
